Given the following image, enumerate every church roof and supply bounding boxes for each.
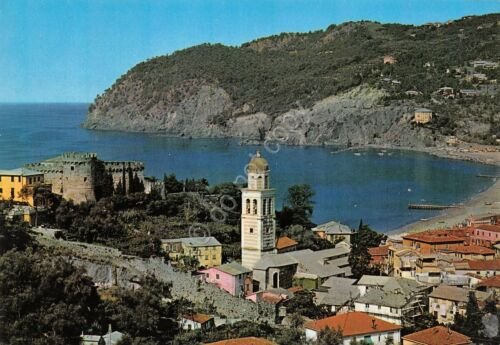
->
[247,151,269,173]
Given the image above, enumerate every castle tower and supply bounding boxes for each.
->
[241,150,276,270]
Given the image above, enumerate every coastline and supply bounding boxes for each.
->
[388,176,500,236]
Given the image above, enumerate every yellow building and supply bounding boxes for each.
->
[0,168,44,206]
[161,237,222,268]
[414,108,433,124]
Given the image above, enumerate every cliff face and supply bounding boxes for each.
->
[84,14,500,147]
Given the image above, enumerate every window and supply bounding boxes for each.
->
[205,273,209,278]
[253,199,257,215]
[204,255,208,260]
[11,176,14,182]
[10,188,14,199]
[264,175,269,188]
[249,228,253,234]
[378,305,381,310]
[212,255,216,259]
[246,199,250,214]
[0,176,2,181]
[262,199,267,215]
[365,304,369,310]
[71,166,74,171]
[18,177,20,182]
[216,274,220,279]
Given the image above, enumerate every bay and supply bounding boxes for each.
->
[0,103,498,231]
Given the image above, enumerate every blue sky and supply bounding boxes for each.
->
[1,0,499,102]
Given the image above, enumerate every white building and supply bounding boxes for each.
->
[304,311,401,345]
[241,151,277,270]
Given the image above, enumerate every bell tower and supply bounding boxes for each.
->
[241,150,276,270]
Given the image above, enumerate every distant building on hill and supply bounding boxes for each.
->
[414,108,433,124]
[383,55,397,64]
[312,220,355,244]
[199,261,253,296]
[161,236,222,268]
[26,152,144,204]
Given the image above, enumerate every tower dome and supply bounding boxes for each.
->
[248,150,269,173]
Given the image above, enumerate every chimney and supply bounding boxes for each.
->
[371,319,377,329]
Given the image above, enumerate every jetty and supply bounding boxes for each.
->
[476,174,500,179]
[408,204,462,210]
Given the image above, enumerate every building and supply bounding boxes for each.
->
[199,261,253,297]
[470,60,498,69]
[477,275,500,295]
[241,151,276,270]
[161,237,222,268]
[470,224,500,247]
[495,243,500,258]
[314,277,359,313]
[440,244,495,261]
[81,331,124,345]
[466,214,499,227]
[389,247,420,278]
[204,337,276,345]
[304,311,401,344]
[453,259,500,277]
[402,326,472,345]
[180,313,215,331]
[383,55,397,64]
[275,236,298,253]
[4,205,37,225]
[368,245,390,273]
[252,247,352,291]
[413,108,433,124]
[0,168,45,206]
[26,152,144,204]
[402,230,468,254]
[312,220,355,244]
[354,276,430,327]
[428,285,491,324]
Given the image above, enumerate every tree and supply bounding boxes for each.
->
[276,184,315,229]
[285,290,326,319]
[453,291,484,337]
[0,221,34,254]
[484,299,497,315]
[317,327,342,345]
[348,220,386,279]
[163,174,183,193]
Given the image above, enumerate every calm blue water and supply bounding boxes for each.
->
[0,103,498,231]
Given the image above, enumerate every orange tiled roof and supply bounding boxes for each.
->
[183,313,213,324]
[402,326,471,345]
[368,245,390,257]
[205,337,276,345]
[288,286,304,293]
[466,259,500,270]
[275,236,298,250]
[446,244,495,255]
[479,276,500,288]
[403,229,467,244]
[304,311,401,336]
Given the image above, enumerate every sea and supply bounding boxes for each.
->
[0,103,498,232]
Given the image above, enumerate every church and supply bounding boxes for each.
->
[241,151,352,292]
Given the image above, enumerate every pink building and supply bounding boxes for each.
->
[471,224,500,247]
[199,261,253,297]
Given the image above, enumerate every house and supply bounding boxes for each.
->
[470,60,498,69]
[0,168,45,206]
[304,311,401,344]
[252,247,352,291]
[389,247,420,278]
[459,89,481,97]
[413,108,433,124]
[161,237,222,268]
[453,259,500,277]
[470,224,500,247]
[275,236,298,253]
[477,275,500,295]
[402,326,472,345]
[204,337,276,345]
[180,313,215,331]
[312,220,355,244]
[383,55,397,64]
[4,205,37,225]
[368,245,390,273]
[199,261,253,297]
[416,272,476,288]
[440,244,496,260]
[495,243,500,258]
[428,285,491,324]
[466,214,499,227]
[314,277,359,313]
[354,276,431,326]
[402,229,468,254]
[435,87,454,99]
[81,331,124,345]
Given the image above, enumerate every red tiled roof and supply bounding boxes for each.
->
[479,276,500,288]
[288,286,304,293]
[205,337,276,345]
[466,259,500,270]
[446,244,495,255]
[368,245,390,257]
[275,236,298,250]
[304,312,401,336]
[402,326,471,345]
[403,230,467,244]
[183,313,213,324]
